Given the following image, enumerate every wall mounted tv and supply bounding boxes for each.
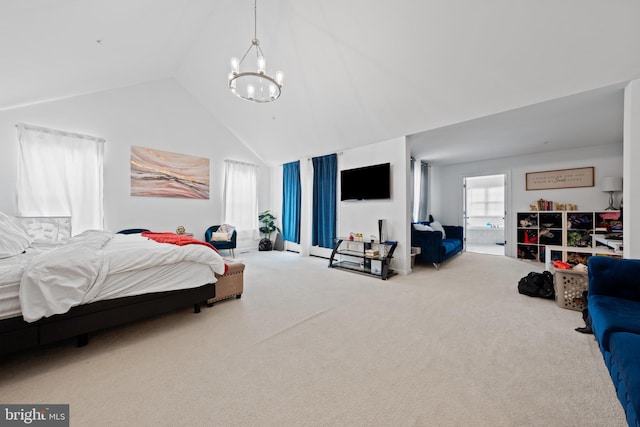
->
[340,162,391,201]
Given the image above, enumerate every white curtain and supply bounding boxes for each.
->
[412,160,429,222]
[16,123,105,234]
[223,160,258,239]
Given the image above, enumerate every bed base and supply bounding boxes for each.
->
[0,283,215,357]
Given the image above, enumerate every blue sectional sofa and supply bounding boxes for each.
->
[411,222,464,269]
[588,256,640,427]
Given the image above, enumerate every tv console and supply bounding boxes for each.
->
[329,238,397,280]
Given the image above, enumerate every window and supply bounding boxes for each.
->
[223,160,258,239]
[468,187,504,218]
[16,123,105,234]
[465,174,505,228]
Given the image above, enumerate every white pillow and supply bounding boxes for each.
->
[0,212,33,258]
[217,224,232,233]
[210,232,230,242]
[413,223,433,232]
[216,224,236,238]
[19,217,71,244]
[430,220,446,238]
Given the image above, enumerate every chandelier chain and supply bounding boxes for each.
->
[253,0,257,41]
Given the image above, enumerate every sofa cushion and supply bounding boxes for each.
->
[589,257,640,301]
[430,221,446,238]
[609,332,640,425]
[413,223,433,232]
[589,295,640,351]
[209,232,231,241]
[442,238,462,256]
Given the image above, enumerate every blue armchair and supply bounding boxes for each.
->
[205,225,237,257]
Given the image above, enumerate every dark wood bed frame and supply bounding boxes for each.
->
[0,283,215,357]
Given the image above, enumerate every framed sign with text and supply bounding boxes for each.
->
[526,167,594,190]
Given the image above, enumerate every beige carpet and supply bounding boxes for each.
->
[0,251,626,426]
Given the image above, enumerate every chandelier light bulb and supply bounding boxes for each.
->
[230,57,240,74]
[275,71,284,86]
[257,56,266,74]
[247,84,255,99]
[269,84,276,99]
[228,73,236,89]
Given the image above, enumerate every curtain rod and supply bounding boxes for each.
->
[16,123,106,143]
[224,159,258,167]
[306,152,343,161]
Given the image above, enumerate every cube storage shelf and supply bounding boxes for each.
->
[516,211,622,265]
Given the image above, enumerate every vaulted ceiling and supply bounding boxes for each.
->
[1,1,639,165]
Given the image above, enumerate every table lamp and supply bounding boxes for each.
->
[601,176,622,210]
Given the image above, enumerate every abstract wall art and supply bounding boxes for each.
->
[130,146,210,199]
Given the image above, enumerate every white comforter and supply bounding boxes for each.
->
[19,230,226,322]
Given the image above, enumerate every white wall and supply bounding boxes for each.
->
[338,137,410,275]
[0,79,270,248]
[624,79,640,258]
[431,143,624,258]
[270,136,411,274]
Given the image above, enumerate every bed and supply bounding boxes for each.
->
[0,212,226,356]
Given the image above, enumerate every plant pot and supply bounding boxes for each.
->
[258,238,273,251]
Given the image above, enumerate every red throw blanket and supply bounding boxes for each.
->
[141,232,228,274]
[141,231,218,252]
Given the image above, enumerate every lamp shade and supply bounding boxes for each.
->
[601,176,623,192]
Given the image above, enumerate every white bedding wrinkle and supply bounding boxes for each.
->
[0,211,33,259]
[19,230,112,322]
[18,231,226,323]
[0,246,64,320]
[105,234,226,276]
[0,249,37,287]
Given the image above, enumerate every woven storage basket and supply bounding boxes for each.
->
[554,269,588,311]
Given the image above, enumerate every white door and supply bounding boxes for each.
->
[464,174,506,255]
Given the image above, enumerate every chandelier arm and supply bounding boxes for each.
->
[239,43,254,64]
[256,45,265,58]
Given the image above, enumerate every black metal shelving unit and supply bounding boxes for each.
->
[329,238,397,280]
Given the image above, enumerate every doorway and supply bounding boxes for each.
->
[464,174,506,255]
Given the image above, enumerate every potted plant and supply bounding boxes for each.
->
[258,210,280,251]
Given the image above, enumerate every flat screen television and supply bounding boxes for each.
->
[340,162,391,201]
